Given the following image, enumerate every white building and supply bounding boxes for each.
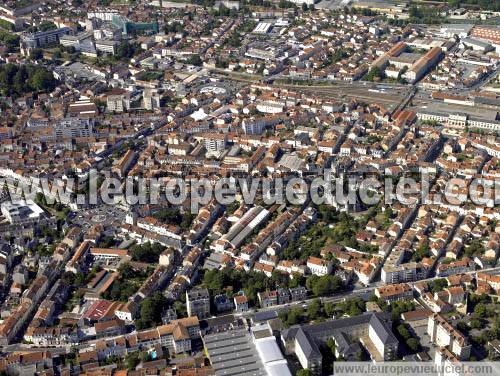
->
[143,89,161,110]
[203,134,227,153]
[256,101,285,114]
[306,257,333,276]
[1,201,44,224]
[95,39,118,54]
[107,91,131,113]
[289,0,315,5]
[427,313,471,360]
[54,117,94,139]
[59,32,93,48]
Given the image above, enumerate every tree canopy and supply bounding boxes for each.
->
[130,242,165,263]
[0,64,57,98]
[136,293,167,329]
[306,275,344,297]
[203,268,305,305]
[0,30,19,52]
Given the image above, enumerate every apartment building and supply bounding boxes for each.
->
[136,217,182,240]
[242,120,265,135]
[112,149,137,178]
[436,258,475,277]
[476,272,500,292]
[186,288,210,319]
[87,316,200,356]
[143,89,161,110]
[427,313,471,360]
[434,347,462,376]
[59,32,93,48]
[21,27,72,50]
[54,117,94,140]
[258,290,278,308]
[306,256,333,276]
[381,261,428,284]
[204,133,227,153]
[0,127,13,141]
[282,312,399,374]
[107,90,131,113]
[115,301,139,322]
[0,350,54,375]
[136,316,200,354]
[375,283,413,303]
[95,39,118,54]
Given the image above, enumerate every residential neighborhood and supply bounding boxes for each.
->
[0,0,499,375]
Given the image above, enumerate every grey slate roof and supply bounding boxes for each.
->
[369,312,398,345]
[286,312,398,361]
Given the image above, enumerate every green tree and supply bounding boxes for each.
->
[75,272,86,286]
[464,239,485,258]
[428,278,448,294]
[137,293,167,329]
[38,21,57,32]
[287,307,304,326]
[307,299,322,320]
[397,324,410,340]
[30,48,43,61]
[116,41,138,60]
[456,321,469,335]
[125,352,140,370]
[406,338,420,352]
[324,301,335,317]
[226,31,242,47]
[0,31,20,52]
[365,66,385,82]
[173,301,187,318]
[130,242,165,263]
[118,262,135,279]
[389,300,415,321]
[470,318,483,330]
[296,369,313,376]
[412,243,430,262]
[30,68,55,91]
[203,269,225,294]
[186,54,202,66]
[306,275,343,297]
[326,337,336,356]
[338,297,365,317]
[474,303,487,318]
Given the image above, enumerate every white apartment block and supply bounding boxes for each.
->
[381,261,428,284]
[107,93,131,113]
[427,313,471,360]
[96,40,118,54]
